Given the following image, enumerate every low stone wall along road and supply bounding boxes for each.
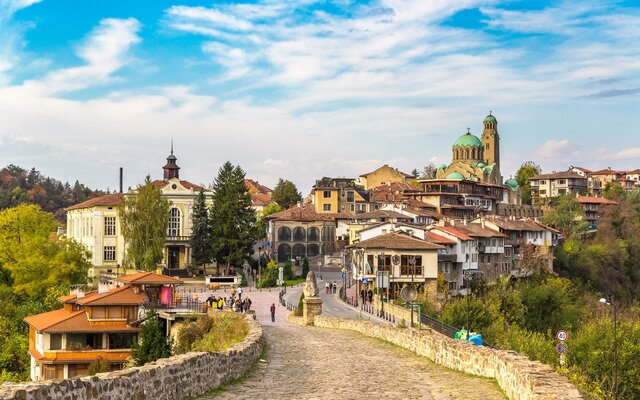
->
[200,323,506,400]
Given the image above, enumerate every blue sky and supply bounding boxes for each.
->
[0,0,639,193]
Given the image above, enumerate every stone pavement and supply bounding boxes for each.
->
[198,323,506,400]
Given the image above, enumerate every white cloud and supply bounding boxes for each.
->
[535,139,580,159]
[616,148,640,159]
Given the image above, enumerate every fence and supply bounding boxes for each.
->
[279,289,298,313]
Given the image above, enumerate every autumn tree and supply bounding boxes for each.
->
[0,204,90,299]
[603,181,625,200]
[515,161,541,205]
[210,162,259,276]
[271,178,302,209]
[419,164,438,180]
[542,194,587,237]
[120,177,170,271]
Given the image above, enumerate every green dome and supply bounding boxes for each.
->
[505,178,519,190]
[453,132,482,148]
[477,162,486,169]
[484,113,497,123]
[446,172,465,180]
[438,164,447,170]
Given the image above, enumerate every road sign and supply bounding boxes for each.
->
[556,330,569,342]
[361,278,369,284]
[556,343,567,353]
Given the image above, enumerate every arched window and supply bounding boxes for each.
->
[293,227,306,242]
[168,208,181,237]
[322,227,330,241]
[277,244,291,263]
[292,244,306,259]
[278,227,291,241]
[307,244,320,257]
[465,149,470,159]
[307,227,319,242]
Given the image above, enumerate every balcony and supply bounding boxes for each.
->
[166,235,190,243]
[438,254,458,262]
[41,349,131,362]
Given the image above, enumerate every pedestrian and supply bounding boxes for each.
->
[206,294,214,308]
[217,297,224,310]
[367,289,373,303]
[325,282,330,295]
[332,281,337,294]
[239,299,245,313]
[360,289,366,304]
[246,297,252,311]
[270,303,276,322]
[237,286,243,301]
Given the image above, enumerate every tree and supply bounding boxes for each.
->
[419,164,437,180]
[302,257,310,278]
[256,202,283,238]
[120,177,170,272]
[283,259,294,280]
[519,243,553,277]
[131,310,172,366]
[542,194,587,237]
[271,178,302,209]
[603,181,625,201]
[515,161,541,205]
[0,204,90,298]
[210,162,259,276]
[189,191,212,273]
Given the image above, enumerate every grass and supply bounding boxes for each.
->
[175,312,249,354]
[284,278,305,286]
[195,342,268,398]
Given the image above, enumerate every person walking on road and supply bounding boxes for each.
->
[325,282,330,294]
[270,303,276,322]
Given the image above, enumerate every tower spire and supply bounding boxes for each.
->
[163,141,180,180]
[171,138,174,155]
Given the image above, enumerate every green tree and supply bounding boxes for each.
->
[131,311,172,366]
[271,178,302,209]
[210,162,259,276]
[0,204,90,298]
[519,277,585,333]
[120,177,170,271]
[189,190,212,273]
[515,161,541,205]
[283,259,294,280]
[603,181,625,201]
[302,257,309,278]
[260,258,279,288]
[542,194,587,237]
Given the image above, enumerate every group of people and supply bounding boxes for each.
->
[205,286,252,313]
[325,281,338,294]
[360,289,374,304]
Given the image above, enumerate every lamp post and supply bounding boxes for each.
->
[257,246,263,289]
[463,269,473,341]
[600,296,618,400]
[409,256,416,327]
[341,267,347,301]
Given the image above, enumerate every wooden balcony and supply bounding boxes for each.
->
[41,349,131,363]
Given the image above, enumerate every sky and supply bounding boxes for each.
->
[0,0,639,194]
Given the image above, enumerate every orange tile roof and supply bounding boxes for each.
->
[116,271,183,285]
[426,231,456,245]
[24,308,139,334]
[65,193,125,211]
[245,179,272,194]
[577,196,617,204]
[432,226,474,241]
[251,193,272,207]
[349,232,444,250]
[153,179,206,192]
[76,286,147,306]
[57,290,98,304]
[265,205,350,221]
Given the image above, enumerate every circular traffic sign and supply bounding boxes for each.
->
[556,330,568,342]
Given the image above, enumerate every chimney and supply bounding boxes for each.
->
[451,219,455,227]
[481,218,485,229]
[119,167,123,193]
[71,285,85,299]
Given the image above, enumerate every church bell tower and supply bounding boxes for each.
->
[481,112,502,183]
[163,141,180,180]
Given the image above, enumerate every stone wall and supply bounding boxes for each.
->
[314,316,582,400]
[0,316,263,400]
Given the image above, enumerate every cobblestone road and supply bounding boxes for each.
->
[200,323,505,400]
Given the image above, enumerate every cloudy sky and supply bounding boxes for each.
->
[1,0,639,194]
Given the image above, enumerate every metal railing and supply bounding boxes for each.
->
[279,289,298,313]
[146,298,208,314]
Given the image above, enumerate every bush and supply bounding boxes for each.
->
[193,312,249,353]
[88,356,110,375]
[302,257,309,278]
[175,315,215,354]
[283,259,294,280]
[131,310,172,366]
[297,292,305,316]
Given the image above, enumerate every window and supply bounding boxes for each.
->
[323,191,331,198]
[558,189,566,195]
[539,190,546,195]
[472,253,477,262]
[350,204,355,212]
[104,217,116,236]
[341,203,345,211]
[108,333,137,349]
[400,255,422,275]
[559,179,566,184]
[104,246,116,261]
[49,334,62,350]
[323,204,331,211]
[347,191,355,202]
[168,208,181,237]
[377,255,391,271]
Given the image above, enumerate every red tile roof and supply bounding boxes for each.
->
[480,216,545,232]
[251,193,272,207]
[432,226,474,241]
[245,179,272,194]
[65,193,125,211]
[360,164,414,178]
[265,205,349,222]
[425,231,456,245]
[451,223,506,238]
[76,286,147,306]
[349,232,443,250]
[116,271,183,285]
[353,210,412,220]
[590,169,621,175]
[577,196,618,204]
[24,309,139,334]
[531,171,585,180]
[153,179,206,192]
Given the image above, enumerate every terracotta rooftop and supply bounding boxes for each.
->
[360,164,414,178]
[425,231,456,245]
[76,286,147,306]
[349,232,443,250]
[251,193,272,207]
[245,179,272,194]
[153,179,206,192]
[572,167,593,173]
[530,171,586,180]
[265,205,350,222]
[116,271,183,285]
[352,210,413,220]
[65,193,125,211]
[373,182,419,192]
[57,290,98,304]
[577,196,618,204]
[431,226,474,241]
[450,222,506,238]
[590,168,622,175]
[479,216,544,232]
[24,309,139,334]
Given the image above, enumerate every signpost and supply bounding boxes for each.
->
[556,330,568,366]
[556,330,568,342]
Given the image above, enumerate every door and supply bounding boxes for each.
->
[168,247,180,269]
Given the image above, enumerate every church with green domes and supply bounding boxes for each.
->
[436,112,503,185]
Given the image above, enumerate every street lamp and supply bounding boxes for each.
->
[463,269,474,341]
[341,267,348,301]
[600,296,618,400]
[257,246,263,288]
[409,256,416,327]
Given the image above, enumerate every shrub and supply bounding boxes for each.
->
[283,259,294,280]
[302,257,309,278]
[88,356,110,375]
[175,315,215,354]
[297,292,305,316]
[131,310,172,366]
[193,312,249,352]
